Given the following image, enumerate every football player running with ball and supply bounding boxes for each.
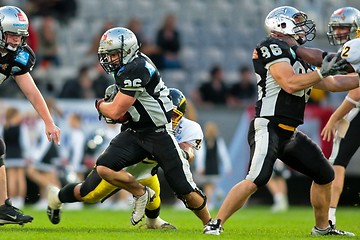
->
[204,6,359,236]
[0,6,60,225]
[48,26,212,231]
[47,87,204,229]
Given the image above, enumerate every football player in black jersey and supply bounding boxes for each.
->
[204,6,359,236]
[70,27,211,229]
[270,7,360,237]
[0,6,60,225]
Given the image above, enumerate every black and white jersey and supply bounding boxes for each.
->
[114,53,173,130]
[253,37,313,127]
[0,45,35,84]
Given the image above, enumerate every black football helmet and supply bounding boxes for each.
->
[169,88,186,129]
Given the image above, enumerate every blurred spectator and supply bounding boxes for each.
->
[87,20,115,58]
[26,23,38,54]
[64,113,86,182]
[227,65,257,107]
[59,65,95,99]
[195,121,231,210]
[266,160,291,212]
[27,0,77,25]
[2,107,30,209]
[308,88,328,105]
[126,17,161,65]
[155,13,182,70]
[92,62,112,98]
[26,98,62,210]
[192,65,229,106]
[59,113,86,210]
[36,15,60,68]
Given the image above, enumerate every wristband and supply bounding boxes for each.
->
[315,68,324,79]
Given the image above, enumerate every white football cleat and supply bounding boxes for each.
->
[47,186,63,224]
[130,187,155,225]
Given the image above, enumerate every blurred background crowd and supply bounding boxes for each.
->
[0,0,360,211]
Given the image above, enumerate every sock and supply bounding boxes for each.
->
[328,207,336,225]
[59,183,79,203]
[274,193,285,204]
[315,225,330,231]
[145,207,160,219]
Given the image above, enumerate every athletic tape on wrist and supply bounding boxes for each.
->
[316,68,324,79]
[345,95,360,108]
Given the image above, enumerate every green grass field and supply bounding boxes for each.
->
[0,205,359,240]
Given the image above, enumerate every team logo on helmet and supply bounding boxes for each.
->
[17,12,26,22]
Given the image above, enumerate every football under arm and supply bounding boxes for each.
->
[99,91,135,119]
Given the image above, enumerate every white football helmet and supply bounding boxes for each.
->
[98,27,140,74]
[327,7,360,46]
[0,6,29,52]
[265,6,316,44]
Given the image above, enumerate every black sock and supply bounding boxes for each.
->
[145,207,160,219]
[58,183,79,203]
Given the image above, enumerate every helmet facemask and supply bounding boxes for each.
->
[171,107,184,129]
[169,88,187,129]
[292,13,316,44]
[327,25,352,45]
[0,32,28,52]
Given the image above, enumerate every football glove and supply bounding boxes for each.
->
[318,53,348,78]
[104,84,119,102]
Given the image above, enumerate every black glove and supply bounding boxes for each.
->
[318,53,349,78]
[95,98,105,121]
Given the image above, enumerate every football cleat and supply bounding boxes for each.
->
[0,199,33,225]
[131,187,155,225]
[146,217,177,229]
[203,218,223,235]
[47,186,63,224]
[311,221,355,236]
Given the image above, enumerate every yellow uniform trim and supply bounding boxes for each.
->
[278,123,296,132]
[139,175,161,211]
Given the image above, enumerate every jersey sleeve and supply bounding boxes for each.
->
[177,119,203,150]
[256,37,295,69]
[115,58,152,97]
[340,38,360,73]
[12,45,36,76]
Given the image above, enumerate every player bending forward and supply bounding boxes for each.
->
[47,87,204,229]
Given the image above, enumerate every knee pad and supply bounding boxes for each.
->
[177,188,207,211]
[0,139,5,167]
